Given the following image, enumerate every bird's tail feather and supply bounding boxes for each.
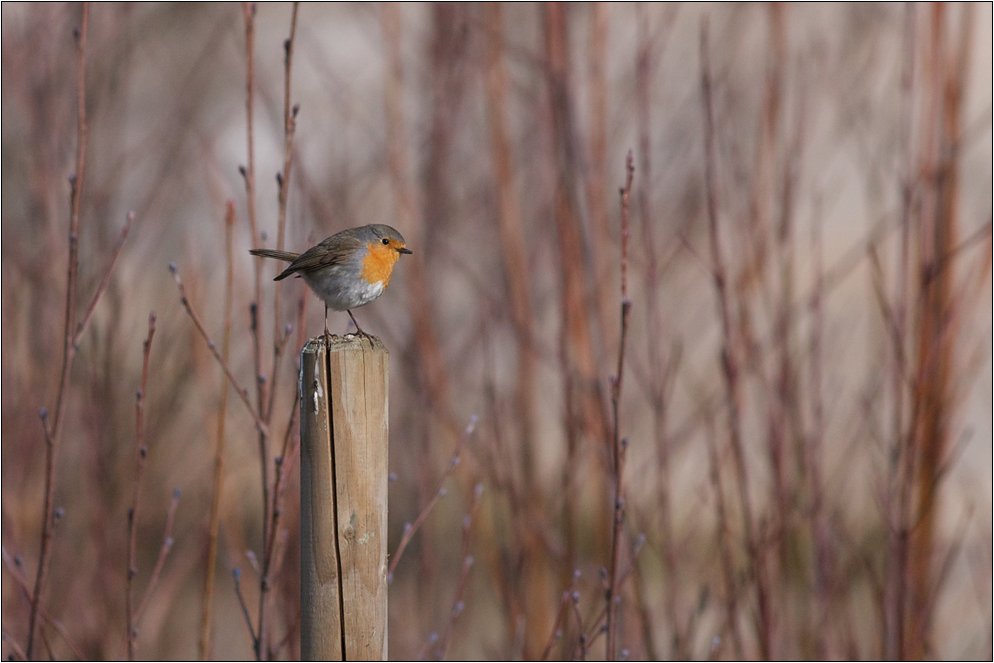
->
[249,248,299,262]
[249,249,302,281]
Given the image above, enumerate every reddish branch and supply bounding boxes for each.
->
[543,10,610,629]
[132,489,180,627]
[482,1,538,490]
[233,568,258,647]
[585,1,613,349]
[256,6,299,659]
[388,416,477,582]
[428,483,484,660]
[605,152,634,660]
[381,2,453,434]
[241,1,259,255]
[700,19,769,658]
[76,212,134,338]
[27,7,90,659]
[265,3,300,426]
[125,313,157,660]
[257,387,300,660]
[540,570,581,660]
[115,486,182,659]
[170,264,269,436]
[238,6,273,635]
[3,550,85,660]
[199,202,236,659]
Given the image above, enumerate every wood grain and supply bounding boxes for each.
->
[300,336,389,661]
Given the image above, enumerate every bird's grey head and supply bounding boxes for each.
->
[368,224,412,254]
[369,224,407,245]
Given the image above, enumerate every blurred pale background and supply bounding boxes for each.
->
[2,3,991,660]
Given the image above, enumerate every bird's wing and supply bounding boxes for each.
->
[284,233,363,274]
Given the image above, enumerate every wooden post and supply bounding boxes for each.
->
[300,336,389,661]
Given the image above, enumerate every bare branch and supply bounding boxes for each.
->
[169,263,270,436]
[27,7,90,657]
[126,312,157,661]
[388,415,477,582]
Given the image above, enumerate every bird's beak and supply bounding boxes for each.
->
[398,247,413,255]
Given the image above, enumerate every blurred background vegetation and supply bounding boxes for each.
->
[2,2,991,660]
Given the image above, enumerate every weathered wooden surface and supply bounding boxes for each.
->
[300,336,389,661]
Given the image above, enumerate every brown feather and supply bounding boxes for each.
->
[280,233,363,277]
[249,248,299,262]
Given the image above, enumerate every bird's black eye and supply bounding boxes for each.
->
[381,238,390,245]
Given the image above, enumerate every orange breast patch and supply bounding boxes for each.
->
[360,243,400,287]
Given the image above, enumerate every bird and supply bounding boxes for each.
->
[249,224,412,338]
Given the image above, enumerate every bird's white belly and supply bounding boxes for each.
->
[303,266,385,311]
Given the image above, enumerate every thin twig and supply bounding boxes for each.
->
[2,549,85,660]
[256,8,299,658]
[269,0,300,388]
[388,415,477,582]
[572,594,594,660]
[233,568,258,646]
[264,319,294,424]
[589,536,646,658]
[541,570,581,661]
[431,482,483,660]
[27,7,89,658]
[238,6,274,655]
[237,9,269,655]
[249,301,269,580]
[169,263,270,436]
[606,151,635,661]
[262,23,301,421]
[259,388,301,625]
[134,488,181,623]
[74,211,133,347]
[241,1,259,255]
[2,632,27,662]
[583,531,646,661]
[126,312,156,661]
[200,201,236,660]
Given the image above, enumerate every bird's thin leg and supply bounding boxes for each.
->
[324,304,330,348]
[347,310,370,338]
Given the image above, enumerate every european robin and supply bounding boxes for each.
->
[249,224,412,337]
